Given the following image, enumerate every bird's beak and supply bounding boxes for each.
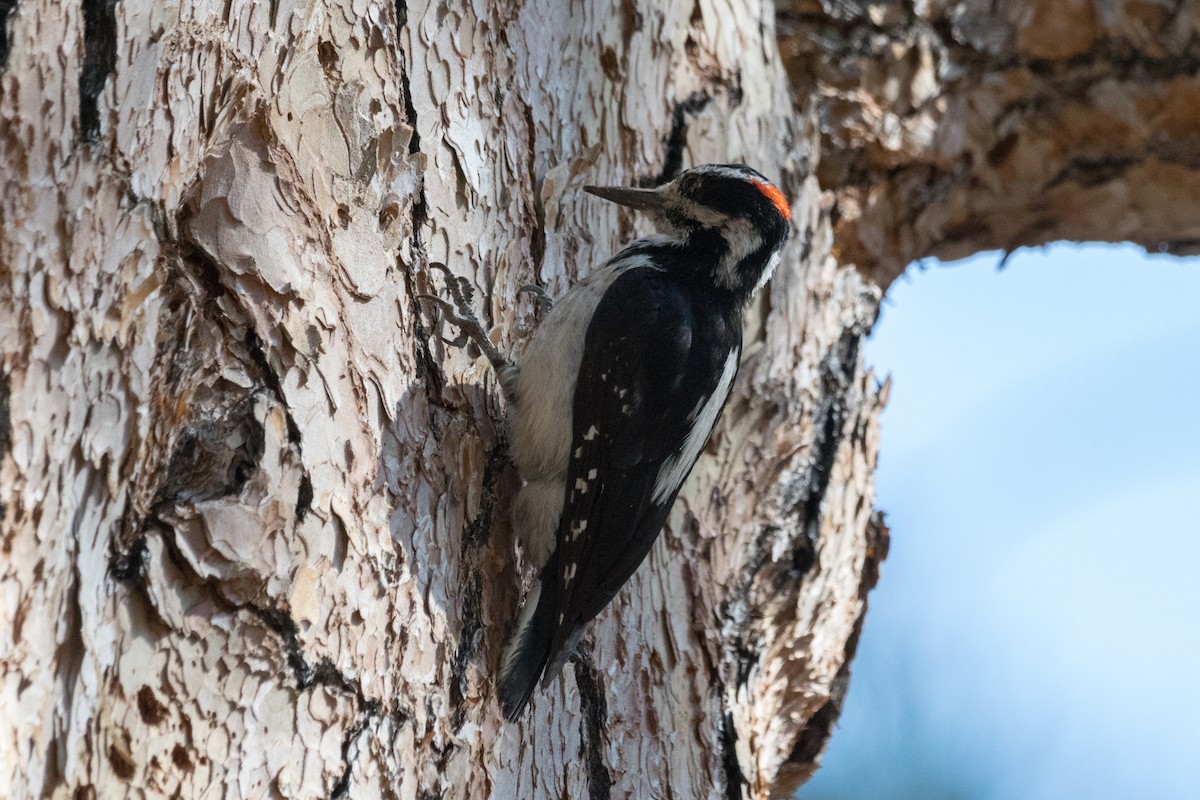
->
[583,184,667,213]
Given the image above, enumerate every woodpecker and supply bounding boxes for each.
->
[421,164,792,720]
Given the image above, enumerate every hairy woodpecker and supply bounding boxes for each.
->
[421,164,792,720]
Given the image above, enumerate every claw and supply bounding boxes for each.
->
[415,295,473,349]
[415,294,463,325]
[416,272,512,378]
[429,262,475,310]
[518,284,554,316]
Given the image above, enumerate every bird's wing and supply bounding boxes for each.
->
[541,266,740,663]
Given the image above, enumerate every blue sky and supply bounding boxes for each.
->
[803,244,1200,799]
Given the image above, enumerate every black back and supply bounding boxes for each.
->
[542,264,741,665]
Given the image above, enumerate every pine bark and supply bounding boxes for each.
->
[778,0,1200,284]
[1,1,1188,798]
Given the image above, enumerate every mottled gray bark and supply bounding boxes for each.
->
[6,0,1184,798]
[1,1,882,797]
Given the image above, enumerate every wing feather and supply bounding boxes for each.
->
[541,267,739,668]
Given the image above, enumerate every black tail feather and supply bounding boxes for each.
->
[498,582,557,721]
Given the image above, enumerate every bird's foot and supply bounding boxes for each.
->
[417,262,515,379]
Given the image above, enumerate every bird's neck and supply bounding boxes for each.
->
[681,227,778,308]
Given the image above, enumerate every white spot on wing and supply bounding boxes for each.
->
[652,350,740,504]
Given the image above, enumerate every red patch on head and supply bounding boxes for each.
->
[751,178,791,221]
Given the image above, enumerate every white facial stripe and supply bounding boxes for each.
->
[652,349,739,504]
[715,218,764,290]
[751,249,782,298]
[674,194,726,226]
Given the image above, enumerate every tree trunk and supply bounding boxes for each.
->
[1,0,1186,798]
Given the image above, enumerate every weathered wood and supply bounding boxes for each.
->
[778,0,1200,285]
[9,0,1186,797]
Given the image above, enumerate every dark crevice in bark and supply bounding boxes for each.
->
[784,512,890,774]
[789,521,817,575]
[394,0,407,36]
[403,266,450,412]
[522,101,546,280]
[645,91,712,187]
[0,370,9,523]
[797,329,861,541]
[394,44,452,413]
[242,328,302,446]
[0,0,17,69]
[78,0,118,142]
[1045,155,1138,190]
[174,245,310,504]
[1006,40,1200,85]
[573,646,613,800]
[719,710,746,800]
[258,607,358,695]
[722,532,769,692]
[153,391,265,508]
[449,439,506,728]
[295,473,313,521]
[1041,136,1200,190]
[396,47,420,158]
[109,533,149,583]
[172,244,230,316]
[329,709,378,799]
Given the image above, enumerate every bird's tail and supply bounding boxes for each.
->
[497,580,557,720]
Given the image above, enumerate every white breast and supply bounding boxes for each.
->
[508,250,659,480]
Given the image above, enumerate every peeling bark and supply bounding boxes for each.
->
[778,0,1200,284]
[4,0,1179,798]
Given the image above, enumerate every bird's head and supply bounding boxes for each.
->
[585,164,792,300]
